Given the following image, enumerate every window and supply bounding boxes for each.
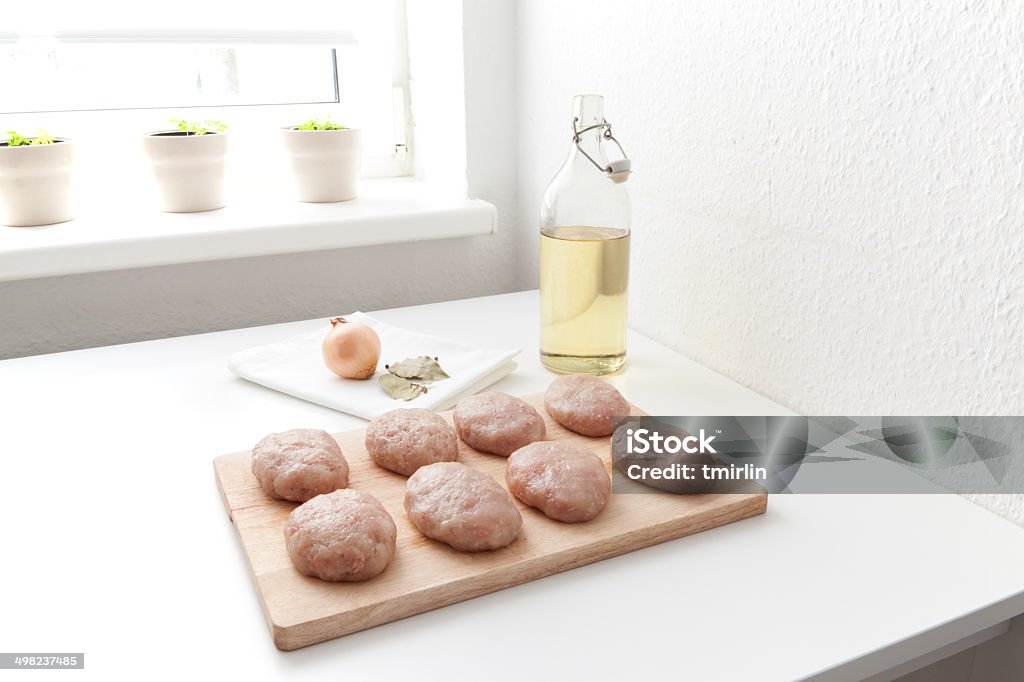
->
[1,43,341,112]
[0,0,411,185]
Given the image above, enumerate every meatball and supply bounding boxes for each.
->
[453,392,546,456]
[251,428,349,502]
[405,462,522,552]
[544,375,630,437]
[506,441,612,522]
[284,489,397,582]
[364,408,459,476]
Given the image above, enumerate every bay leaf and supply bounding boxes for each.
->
[385,355,450,382]
[379,372,428,401]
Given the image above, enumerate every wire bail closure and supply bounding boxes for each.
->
[573,117,632,184]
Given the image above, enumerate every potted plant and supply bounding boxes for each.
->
[281,116,363,202]
[0,130,74,227]
[143,118,229,213]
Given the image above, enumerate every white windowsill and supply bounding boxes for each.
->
[0,178,496,282]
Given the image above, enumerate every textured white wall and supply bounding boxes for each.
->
[516,2,1024,522]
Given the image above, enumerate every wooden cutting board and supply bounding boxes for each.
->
[213,393,767,650]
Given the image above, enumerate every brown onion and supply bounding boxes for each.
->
[322,317,381,379]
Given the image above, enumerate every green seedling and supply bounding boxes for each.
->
[170,118,227,136]
[4,130,57,146]
[295,116,346,131]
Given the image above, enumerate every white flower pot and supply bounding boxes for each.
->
[0,138,74,227]
[143,131,228,213]
[281,127,363,203]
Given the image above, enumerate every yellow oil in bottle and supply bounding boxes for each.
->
[540,226,630,375]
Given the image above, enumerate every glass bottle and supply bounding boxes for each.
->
[539,94,632,375]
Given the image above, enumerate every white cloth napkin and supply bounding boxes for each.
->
[227,312,520,419]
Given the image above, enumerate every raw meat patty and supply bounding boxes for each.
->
[453,392,546,456]
[284,489,397,582]
[405,462,522,552]
[506,441,612,522]
[251,428,349,502]
[544,375,630,437]
[365,408,458,476]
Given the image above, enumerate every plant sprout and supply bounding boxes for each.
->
[295,116,346,131]
[170,118,227,136]
[4,130,57,146]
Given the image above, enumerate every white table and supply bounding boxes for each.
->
[2,291,1023,681]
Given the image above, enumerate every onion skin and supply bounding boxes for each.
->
[322,317,381,379]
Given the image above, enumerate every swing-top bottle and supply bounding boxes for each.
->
[539,94,632,375]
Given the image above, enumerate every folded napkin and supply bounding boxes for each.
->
[228,312,520,420]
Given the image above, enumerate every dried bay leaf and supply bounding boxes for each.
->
[385,356,450,382]
[379,372,428,401]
